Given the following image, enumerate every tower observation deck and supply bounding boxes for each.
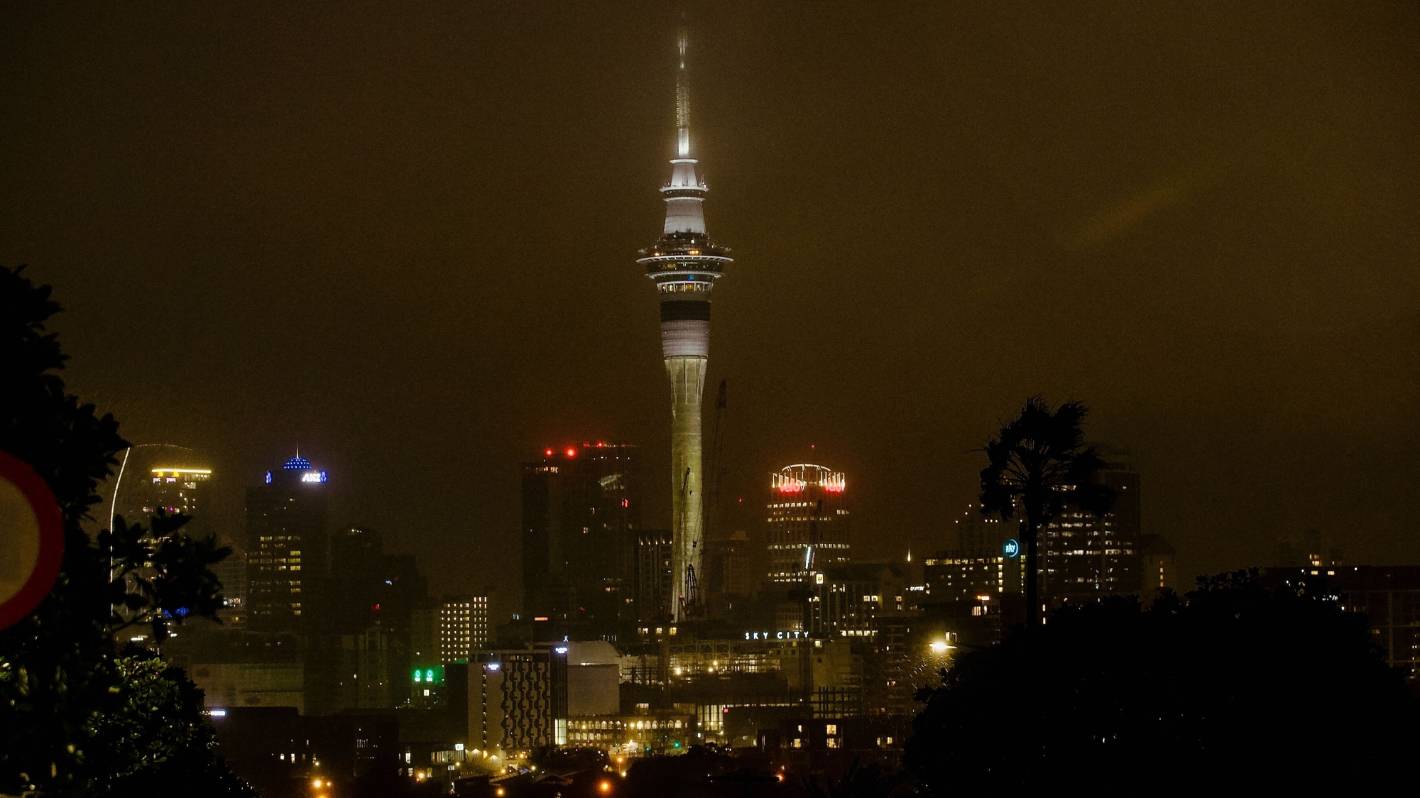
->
[636,25,733,622]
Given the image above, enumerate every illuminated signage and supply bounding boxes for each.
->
[1003,539,1020,558]
[300,470,328,484]
[411,666,444,684]
[743,630,809,641]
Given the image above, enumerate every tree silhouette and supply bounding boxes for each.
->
[978,397,1111,627]
[907,572,1420,792]
[0,265,248,796]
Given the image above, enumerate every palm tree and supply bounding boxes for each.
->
[979,397,1113,628]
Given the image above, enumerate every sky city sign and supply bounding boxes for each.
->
[0,451,64,630]
[1003,538,1021,559]
[743,630,810,641]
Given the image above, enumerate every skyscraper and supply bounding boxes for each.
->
[766,464,850,584]
[1040,465,1142,603]
[105,443,210,532]
[245,454,330,634]
[520,442,639,637]
[138,465,213,523]
[637,27,734,621]
[634,529,674,627]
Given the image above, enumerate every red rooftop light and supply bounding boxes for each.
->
[564,447,578,458]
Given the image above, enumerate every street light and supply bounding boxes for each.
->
[929,638,952,655]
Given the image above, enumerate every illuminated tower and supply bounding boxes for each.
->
[637,26,733,621]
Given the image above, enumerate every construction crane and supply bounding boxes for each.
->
[707,379,728,543]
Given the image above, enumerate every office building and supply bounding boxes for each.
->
[810,562,908,638]
[1039,466,1142,603]
[1139,534,1177,598]
[469,646,569,751]
[634,529,674,627]
[766,464,850,584]
[521,442,640,638]
[438,595,490,664]
[1261,565,1420,680]
[245,454,330,635]
[704,529,755,616]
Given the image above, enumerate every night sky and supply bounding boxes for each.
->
[3,1,1416,611]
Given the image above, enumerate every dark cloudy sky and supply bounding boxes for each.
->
[3,1,1417,610]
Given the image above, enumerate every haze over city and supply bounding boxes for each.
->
[5,2,1416,601]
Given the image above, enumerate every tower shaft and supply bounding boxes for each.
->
[667,355,706,617]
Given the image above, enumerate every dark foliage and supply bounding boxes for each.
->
[0,265,249,796]
[907,572,1418,792]
[979,396,1111,626]
[801,760,914,798]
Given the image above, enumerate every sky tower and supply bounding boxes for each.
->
[637,26,733,621]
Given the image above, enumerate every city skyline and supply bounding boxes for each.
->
[4,2,1416,604]
[4,4,1418,795]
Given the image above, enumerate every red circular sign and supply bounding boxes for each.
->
[0,451,65,630]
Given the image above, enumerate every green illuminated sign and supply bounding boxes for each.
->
[411,666,445,685]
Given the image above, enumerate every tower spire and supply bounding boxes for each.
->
[676,25,691,157]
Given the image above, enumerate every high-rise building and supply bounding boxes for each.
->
[139,465,213,521]
[245,454,330,634]
[109,455,244,623]
[704,529,755,615]
[438,595,490,664]
[1260,565,1420,680]
[106,444,212,533]
[469,646,569,750]
[810,562,908,638]
[636,27,734,621]
[520,442,639,638]
[766,464,851,585]
[313,526,429,710]
[1040,466,1142,604]
[923,503,1023,610]
[635,529,674,627]
[1139,534,1177,598]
